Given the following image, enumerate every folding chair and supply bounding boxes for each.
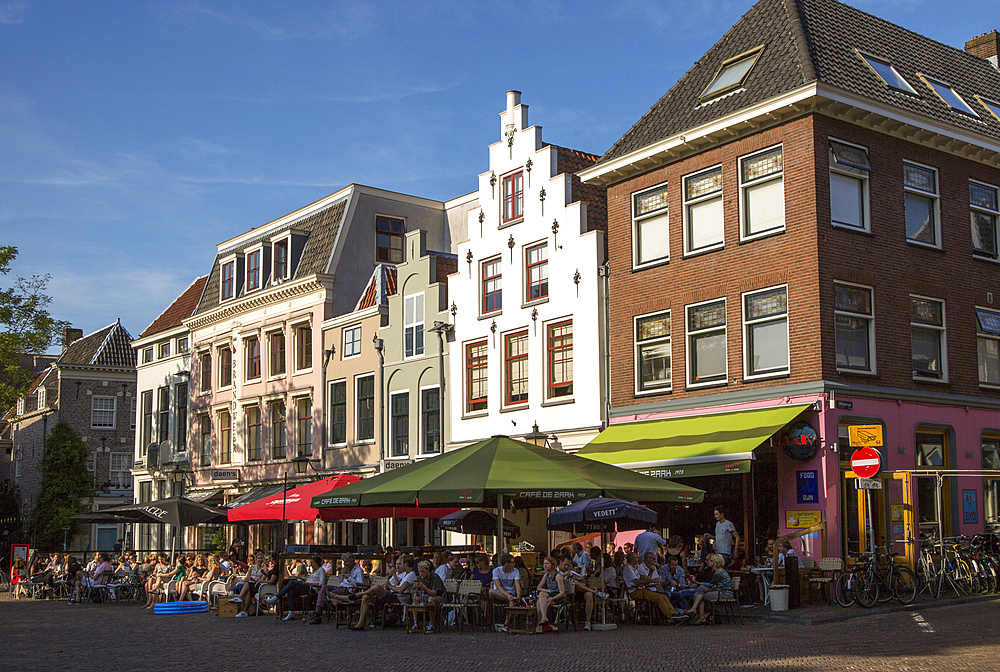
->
[808,557,843,604]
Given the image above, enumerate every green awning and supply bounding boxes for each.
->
[578,404,810,478]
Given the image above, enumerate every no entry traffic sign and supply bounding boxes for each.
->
[851,446,882,479]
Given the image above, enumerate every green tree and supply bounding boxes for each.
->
[30,421,92,549]
[0,245,67,411]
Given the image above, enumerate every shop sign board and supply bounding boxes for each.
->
[785,510,822,528]
[848,425,883,447]
[857,478,882,490]
[796,470,819,503]
[963,490,978,524]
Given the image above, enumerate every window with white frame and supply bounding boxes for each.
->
[686,300,727,386]
[740,146,784,238]
[270,402,286,459]
[904,163,939,246]
[245,336,261,380]
[835,283,875,372]
[199,415,212,467]
[910,296,946,380]
[110,453,133,489]
[142,347,153,364]
[482,257,502,315]
[504,331,529,406]
[269,331,286,376]
[217,344,232,388]
[976,307,1000,386]
[744,286,789,377]
[273,239,289,281]
[246,249,261,291]
[220,260,235,301]
[633,184,670,267]
[159,341,171,359]
[330,381,347,445]
[466,340,488,413]
[174,383,187,452]
[684,167,724,254]
[16,397,24,415]
[502,171,524,224]
[525,242,548,302]
[421,387,441,454]
[157,386,169,443]
[177,337,189,354]
[91,396,116,429]
[37,386,46,409]
[199,351,212,392]
[246,405,262,461]
[404,293,425,358]
[547,321,573,399]
[390,392,409,458]
[296,397,312,457]
[295,324,312,370]
[829,140,872,231]
[343,325,362,358]
[971,181,999,259]
[635,312,671,393]
[140,390,153,452]
[218,410,231,464]
[356,375,375,441]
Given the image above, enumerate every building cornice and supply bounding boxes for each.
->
[184,274,333,332]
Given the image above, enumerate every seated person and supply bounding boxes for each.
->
[489,554,523,633]
[512,556,531,589]
[625,551,676,621]
[267,555,326,621]
[409,560,447,632]
[347,555,416,630]
[659,554,691,610]
[177,554,208,601]
[191,554,223,602]
[676,553,733,624]
[776,540,798,568]
[572,542,592,576]
[603,551,621,593]
[73,552,112,603]
[231,552,280,617]
[316,553,367,613]
[622,542,634,556]
[534,556,566,633]
[665,535,688,567]
[143,553,173,609]
[470,554,493,589]
[558,557,609,631]
[435,553,461,582]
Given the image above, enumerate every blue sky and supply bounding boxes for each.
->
[1,0,994,342]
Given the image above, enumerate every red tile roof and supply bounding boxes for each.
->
[141,276,208,338]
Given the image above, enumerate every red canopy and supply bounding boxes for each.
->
[227,474,456,523]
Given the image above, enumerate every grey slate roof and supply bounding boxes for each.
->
[599,0,1000,165]
[195,197,348,316]
[58,320,136,368]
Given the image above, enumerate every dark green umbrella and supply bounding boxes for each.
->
[312,436,703,551]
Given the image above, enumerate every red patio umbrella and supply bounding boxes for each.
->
[227,474,455,523]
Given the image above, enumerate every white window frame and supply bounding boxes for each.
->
[834,281,876,374]
[829,138,872,232]
[685,298,728,388]
[910,294,947,382]
[419,385,441,456]
[739,145,785,240]
[109,452,133,490]
[355,374,376,443]
[293,321,313,372]
[16,397,24,415]
[329,379,348,446]
[245,246,263,293]
[91,396,117,429]
[683,166,724,256]
[343,325,363,359]
[976,307,1000,388]
[219,256,237,302]
[742,285,789,380]
[634,310,671,395]
[272,235,291,283]
[903,161,941,248]
[142,347,153,364]
[971,179,1000,260]
[632,183,670,269]
[177,336,189,354]
[403,293,425,359]
[158,341,171,359]
[37,386,46,409]
[389,390,410,459]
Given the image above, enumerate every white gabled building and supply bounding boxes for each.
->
[448,91,608,454]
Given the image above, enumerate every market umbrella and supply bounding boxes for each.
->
[547,497,657,533]
[228,474,457,523]
[96,496,228,557]
[437,509,521,538]
[312,436,703,554]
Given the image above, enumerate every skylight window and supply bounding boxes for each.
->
[976,95,1000,123]
[701,47,764,101]
[860,53,917,94]
[923,75,978,116]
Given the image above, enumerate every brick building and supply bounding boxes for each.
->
[7,321,136,550]
[578,0,1000,567]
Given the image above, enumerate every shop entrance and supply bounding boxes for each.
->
[841,470,916,567]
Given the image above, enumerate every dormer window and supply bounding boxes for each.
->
[17,397,24,415]
[922,75,978,116]
[246,249,261,291]
[859,53,917,94]
[37,386,46,408]
[220,260,235,301]
[376,216,405,263]
[274,239,289,282]
[701,46,763,101]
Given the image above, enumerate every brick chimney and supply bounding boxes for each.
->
[62,327,83,352]
[965,30,999,69]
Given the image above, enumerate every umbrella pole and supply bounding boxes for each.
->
[591,521,616,631]
[496,493,504,561]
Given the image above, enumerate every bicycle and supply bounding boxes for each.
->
[853,546,916,608]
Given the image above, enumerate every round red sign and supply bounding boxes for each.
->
[851,446,882,479]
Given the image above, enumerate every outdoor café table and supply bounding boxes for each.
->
[505,605,537,634]
[749,566,774,605]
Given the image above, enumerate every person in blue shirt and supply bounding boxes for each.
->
[633,525,667,560]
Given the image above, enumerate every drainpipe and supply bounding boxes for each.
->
[597,262,611,426]
[428,321,454,451]
[373,336,385,465]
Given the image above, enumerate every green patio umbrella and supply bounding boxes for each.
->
[311,436,703,553]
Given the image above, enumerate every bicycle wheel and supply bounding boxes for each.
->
[893,566,917,605]
[951,560,971,596]
[877,569,895,603]
[834,572,854,608]
[855,569,879,608]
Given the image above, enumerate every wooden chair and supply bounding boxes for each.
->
[709,575,743,625]
[808,557,843,603]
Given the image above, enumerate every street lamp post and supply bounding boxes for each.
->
[282,453,320,552]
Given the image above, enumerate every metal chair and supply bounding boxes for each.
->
[808,557,843,603]
[551,580,579,631]
[709,575,743,624]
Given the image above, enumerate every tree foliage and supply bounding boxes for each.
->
[0,246,67,410]
[30,421,92,550]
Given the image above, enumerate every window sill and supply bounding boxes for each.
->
[682,244,724,260]
[685,380,728,390]
[352,440,376,446]
[416,452,442,459]
[541,396,575,407]
[738,227,785,245]
[912,375,949,384]
[268,375,287,382]
[385,455,410,461]
[293,367,314,376]
[634,387,672,397]
[632,258,670,273]
[522,297,549,310]
[217,385,233,393]
[836,368,878,376]
[973,252,1000,264]
[979,383,1000,391]
[499,403,528,413]
[462,410,489,420]
[743,370,790,382]
[831,222,872,234]
[327,442,348,450]
[906,239,943,252]
[245,377,262,384]
[478,311,501,321]
[499,217,524,229]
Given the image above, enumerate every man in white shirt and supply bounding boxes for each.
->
[627,552,676,620]
[711,506,740,567]
[490,555,522,632]
[435,553,461,582]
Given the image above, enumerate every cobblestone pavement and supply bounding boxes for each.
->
[4,598,1000,672]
